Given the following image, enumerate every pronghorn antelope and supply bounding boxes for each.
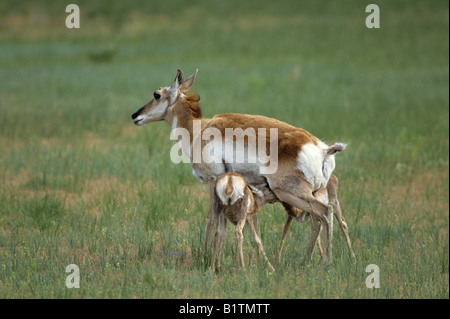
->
[212,172,276,272]
[131,69,347,263]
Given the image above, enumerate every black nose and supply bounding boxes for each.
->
[131,106,144,120]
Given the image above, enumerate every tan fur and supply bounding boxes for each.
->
[203,114,318,162]
[165,92,202,140]
[224,178,234,197]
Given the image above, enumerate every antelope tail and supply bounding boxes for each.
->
[326,143,347,156]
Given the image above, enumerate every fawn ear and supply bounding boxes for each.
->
[171,69,184,91]
[181,68,198,91]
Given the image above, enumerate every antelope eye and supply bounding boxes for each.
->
[153,92,161,100]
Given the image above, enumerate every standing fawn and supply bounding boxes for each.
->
[212,172,275,273]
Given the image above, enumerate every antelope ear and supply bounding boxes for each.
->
[181,68,198,91]
[170,69,184,90]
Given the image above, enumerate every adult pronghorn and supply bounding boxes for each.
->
[132,69,348,263]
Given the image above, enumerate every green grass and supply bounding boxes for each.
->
[0,0,448,298]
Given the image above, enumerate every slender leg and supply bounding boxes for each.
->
[247,219,263,259]
[251,214,260,238]
[203,181,216,251]
[235,219,246,269]
[334,204,356,261]
[247,216,275,273]
[271,188,332,263]
[316,211,331,264]
[317,230,324,258]
[310,188,333,263]
[276,215,293,262]
[216,215,227,269]
[323,203,333,263]
[327,174,356,261]
[211,214,221,273]
[305,214,322,262]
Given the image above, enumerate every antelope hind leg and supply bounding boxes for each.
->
[270,186,332,263]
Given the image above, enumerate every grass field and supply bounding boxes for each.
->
[0,0,448,298]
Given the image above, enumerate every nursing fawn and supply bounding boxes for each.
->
[211,172,275,272]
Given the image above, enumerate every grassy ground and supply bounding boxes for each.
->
[0,0,448,298]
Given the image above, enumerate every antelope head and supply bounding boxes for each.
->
[131,68,198,126]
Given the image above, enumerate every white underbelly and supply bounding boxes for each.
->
[191,139,268,184]
[225,162,267,184]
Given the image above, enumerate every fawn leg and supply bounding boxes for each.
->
[276,215,293,262]
[327,174,356,261]
[271,187,332,264]
[216,215,227,269]
[247,216,275,273]
[211,214,222,272]
[235,219,246,269]
[203,181,216,251]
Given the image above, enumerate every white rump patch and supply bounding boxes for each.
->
[297,141,335,190]
[215,175,246,205]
